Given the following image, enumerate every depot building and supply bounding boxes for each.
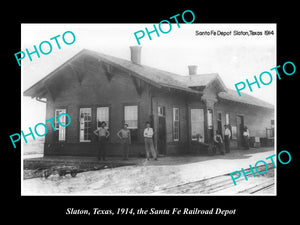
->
[24,46,274,157]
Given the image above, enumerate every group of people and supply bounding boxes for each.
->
[93,121,157,161]
[213,125,250,155]
[94,121,251,160]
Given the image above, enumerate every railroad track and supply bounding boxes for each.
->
[153,163,275,194]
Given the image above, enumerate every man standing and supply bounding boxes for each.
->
[214,130,225,155]
[117,123,131,160]
[93,122,110,161]
[243,126,250,150]
[143,122,157,160]
[224,124,231,153]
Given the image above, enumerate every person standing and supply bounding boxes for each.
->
[117,123,131,160]
[243,126,250,150]
[224,124,231,153]
[143,122,157,160]
[214,130,225,155]
[93,122,110,161]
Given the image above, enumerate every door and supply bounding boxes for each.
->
[157,107,167,155]
[55,109,67,142]
[236,115,244,147]
[207,109,214,142]
[217,112,222,138]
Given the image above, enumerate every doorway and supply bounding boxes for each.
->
[158,106,166,155]
[217,112,222,138]
[236,115,244,147]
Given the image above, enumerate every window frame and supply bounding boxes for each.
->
[207,109,213,130]
[124,105,139,129]
[158,106,166,117]
[271,119,274,127]
[225,113,230,125]
[172,107,180,141]
[54,108,67,142]
[190,108,205,142]
[79,107,92,142]
[96,106,110,130]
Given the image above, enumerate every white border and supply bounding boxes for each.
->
[21,23,277,196]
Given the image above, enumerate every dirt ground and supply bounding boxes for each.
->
[23,142,44,159]
[22,147,276,195]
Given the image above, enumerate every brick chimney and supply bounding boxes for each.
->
[188,65,198,75]
[130,46,142,64]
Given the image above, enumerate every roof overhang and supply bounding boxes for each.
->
[218,90,274,109]
[23,49,201,99]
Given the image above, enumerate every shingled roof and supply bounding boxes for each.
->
[176,73,220,87]
[88,50,200,94]
[24,48,274,109]
[218,89,274,109]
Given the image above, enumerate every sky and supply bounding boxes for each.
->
[21,23,276,132]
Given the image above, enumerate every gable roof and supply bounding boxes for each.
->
[23,49,200,97]
[24,48,274,110]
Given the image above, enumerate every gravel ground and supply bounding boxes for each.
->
[22,147,275,195]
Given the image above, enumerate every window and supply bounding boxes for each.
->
[225,113,230,125]
[97,107,109,129]
[158,106,166,117]
[55,109,66,141]
[173,108,180,141]
[270,119,274,138]
[124,105,138,129]
[207,109,213,130]
[79,108,92,142]
[191,109,205,142]
[231,126,237,139]
[266,128,274,138]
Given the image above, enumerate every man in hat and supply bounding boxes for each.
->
[224,124,231,153]
[117,123,131,160]
[93,121,110,161]
[214,130,225,155]
[143,121,158,160]
[243,126,250,150]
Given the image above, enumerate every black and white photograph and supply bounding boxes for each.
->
[21,23,276,195]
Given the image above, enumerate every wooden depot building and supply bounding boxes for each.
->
[24,46,274,156]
